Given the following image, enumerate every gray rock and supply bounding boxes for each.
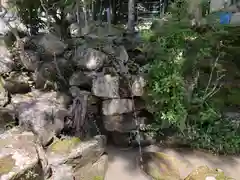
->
[224,112,240,126]
[92,74,120,98]
[34,58,70,89]
[115,45,129,63]
[111,131,131,147]
[0,107,15,134]
[65,13,77,23]
[102,44,116,55]
[69,71,92,88]
[67,87,100,137]
[131,75,147,97]
[9,90,71,146]
[4,72,31,94]
[102,99,133,115]
[0,45,14,74]
[81,25,91,36]
[103,114,147,132]
[19,50,40,71]
[135,53,148,65]
[0,128,43,180]
[69,23,82,38]
[0,80,9,106]
[74,154,108,180]
[37,33,67,56]
[47,135,106,166]
[73,48,107,71]
[49,140,107,180]
[69,86,83,98]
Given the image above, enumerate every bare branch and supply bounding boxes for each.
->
[39,0,50,29]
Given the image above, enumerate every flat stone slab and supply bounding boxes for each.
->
[47,135,106,166]
[102,99,133,115]
[47,135,107,180]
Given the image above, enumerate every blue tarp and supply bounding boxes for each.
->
[219,12,232,24]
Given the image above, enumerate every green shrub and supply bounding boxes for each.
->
[144,0,240,154]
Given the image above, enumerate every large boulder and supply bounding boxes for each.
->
[102,99,133,115]
[8,90,71,146]
[35,34,67,56]
[69,71,92,89]
[3,71,31,94]
[92,74,120,98]
[0,128,43,180]
[103,114,147,132]
[34,57,71,89]
[74,154,108,180]
[73,48,107,71]
[47,135,107,180]
[19,49,41,71]
[92,74,146,98]
[102,98,145,116]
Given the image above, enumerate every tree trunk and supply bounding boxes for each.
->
[127,0,135,33]
[188,0,203,26]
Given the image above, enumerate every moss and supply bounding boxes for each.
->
[49,137,81,154]
[185,166,234,180]
[0,155,15,176]
[142,152,181,180]
[93,176,104,180]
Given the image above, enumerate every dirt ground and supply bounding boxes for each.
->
[105,145,240,180]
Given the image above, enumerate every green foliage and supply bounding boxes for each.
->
[144,0,240,154]
[9,0,44,33]
[8,0,78,35]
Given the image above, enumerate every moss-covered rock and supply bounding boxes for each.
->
[48,135,107,180]
[185,166,235,180]
[141,152,181,180]
[49,137,81,154]
[0,155,15,176]
[74,154,108,180]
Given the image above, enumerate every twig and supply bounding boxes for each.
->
[39,0,50,30]
[203,55,220,97]
[203,74,224,101]
[53,52,67,85]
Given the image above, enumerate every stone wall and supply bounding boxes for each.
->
[0,20,153,148]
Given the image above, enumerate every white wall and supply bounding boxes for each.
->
[210,0,231,12]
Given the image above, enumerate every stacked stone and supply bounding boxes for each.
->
[0,128,107,180]
[92,73,151,147]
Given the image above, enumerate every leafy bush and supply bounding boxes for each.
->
[144,0,240,154]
